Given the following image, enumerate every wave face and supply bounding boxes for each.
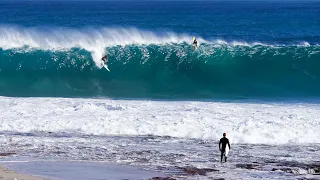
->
[1,27,320,99]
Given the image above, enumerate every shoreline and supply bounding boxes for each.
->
[0,161,169,180]
[0,165,46,180]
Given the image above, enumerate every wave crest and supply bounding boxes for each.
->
[1,26,320,99]
[0,26,193,66]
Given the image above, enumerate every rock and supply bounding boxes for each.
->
[149,177,177,180]
[0,153,16,156]
[297,178,320,180]
[236,163,261,170]
[309,167,320,175]
[271,167,294,173]
[181,166,219,176]
[275,161,320,175]
[272,167,311,174]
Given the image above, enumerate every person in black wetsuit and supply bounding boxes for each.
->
[193,38,198,47]
[219,133,231,162]
[101,54,108,64]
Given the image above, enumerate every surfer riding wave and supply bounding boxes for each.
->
[101,54,110,71]
[101,55,108,64]
[192,37,198,50]
[193,38,198,47]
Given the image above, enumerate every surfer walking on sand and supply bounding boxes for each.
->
[219,133,231,162]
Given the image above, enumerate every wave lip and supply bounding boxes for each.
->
[1,26,318,61]
[1,25,318,62]
[0,26,193,65]
[1,26,320,99]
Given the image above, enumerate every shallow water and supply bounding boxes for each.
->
[1,134,320,179]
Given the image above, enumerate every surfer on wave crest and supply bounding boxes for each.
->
[101,54,110,71]
[101,54,108,64]
[193,38,198,47]
[192,37,198,50]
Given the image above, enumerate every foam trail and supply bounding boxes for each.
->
[1,97,320,144]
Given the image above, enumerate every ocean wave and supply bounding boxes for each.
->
[0,26,318,62]
[0,26,193,66]
[1,26,320,99]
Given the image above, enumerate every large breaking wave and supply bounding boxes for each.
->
[1,26,320,99]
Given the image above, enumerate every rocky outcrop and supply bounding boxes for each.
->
[235,163,261,170]
[180,166,219,176]
[149,177,177,180]
[0,153,16,156]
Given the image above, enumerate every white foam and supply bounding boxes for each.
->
[301,41,311,47]
[0,26,192,67]
[0,97,319,144]
[1,26,311,67]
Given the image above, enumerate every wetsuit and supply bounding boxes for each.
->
[219,137,230,162]
[102,55,108,63]
[193,39,198,47]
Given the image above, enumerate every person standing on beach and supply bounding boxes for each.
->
[219,133,231,162]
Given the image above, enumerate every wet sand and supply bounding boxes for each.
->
[1,161,168,180]
[0,165,46,180]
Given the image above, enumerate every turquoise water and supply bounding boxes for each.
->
[1,44,320,99]
[0,1,320,99]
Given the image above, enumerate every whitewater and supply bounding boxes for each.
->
[1,96,320,179]
[1,96,320,144]
[0,26,317,66]
[0,26,193,66]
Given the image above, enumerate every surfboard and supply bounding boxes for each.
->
[103,64,110,72]
[225,146,230,157]
[101,61,110,71]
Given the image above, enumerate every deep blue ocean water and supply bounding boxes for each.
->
[0,0,320,99]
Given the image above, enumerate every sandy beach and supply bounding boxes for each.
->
[0,165,45,180]
[0,161,170,180]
